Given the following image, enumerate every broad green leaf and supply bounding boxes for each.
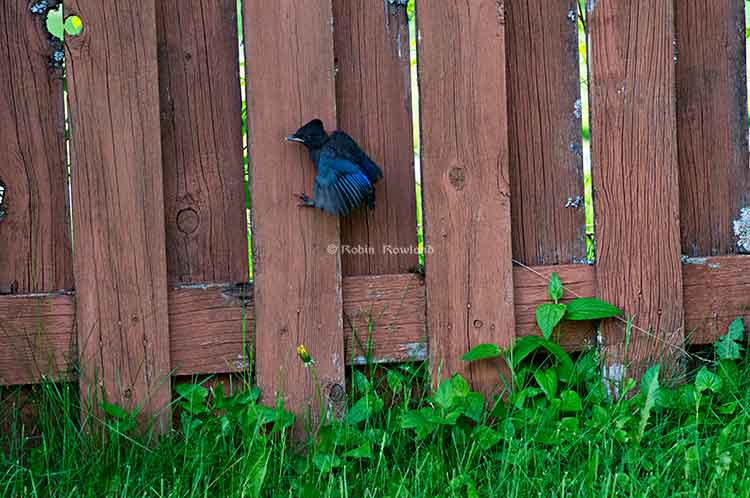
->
[175,383,209,414]
[462,392,485,423]
[462,343,503,362]
[564,298,623,321]
[636,364,660,445]
[560,390,582,412]
[471,425,503,450]
[346,396,383,425]
[246,449,270,497]
[343,443,373,459]
[727,317,745,341]
[534,368,558,400]
[695,367,723,393]
[559,416,579,434]
[400,408,440,439]
[716,335,743,361]
[313,453,342,472]
[536,303,567,340]
[511,336,575,383]
[101,401,129,420]
[548,272,564,303]
[46,6,64,40]
[386,370,403,393]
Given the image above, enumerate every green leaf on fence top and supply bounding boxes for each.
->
[564,298,622,321]
[548,272,564,303]
[462,343,503,362]
[535,303,567,340]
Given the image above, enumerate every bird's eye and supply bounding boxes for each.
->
[0,181,5,206]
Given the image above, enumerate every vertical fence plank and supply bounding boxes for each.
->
[333,0,419,276]
[506,0,587,265]
[588,1,684,382]
[0,2,72,295]
[244,0,345,424]
[65,0,171,430]
[675,0,749,257]
[418,1,515,394]
[157,0,249,285]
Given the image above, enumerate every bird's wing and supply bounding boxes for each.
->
[313,152,374,216]
[329,131,383,184]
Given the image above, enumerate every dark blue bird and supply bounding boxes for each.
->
[286,119,383,217]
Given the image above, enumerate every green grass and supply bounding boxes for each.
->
[3,317,750,497]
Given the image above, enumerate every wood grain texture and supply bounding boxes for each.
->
[157,0,249,284]
[0,1,72,294]
[333,0,419,276]
[505,0,587,265]
[4,261,750,385]
[675,0,749,257]
[65,0,172,430]
[417,0,515,394]
[0,291,75,385]
[587,1,684,380]
[682,256,750,344]
[168,283,252,375]
[343,273,426,364]
[244,0,345,422]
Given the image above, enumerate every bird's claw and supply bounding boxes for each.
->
[295,193,314,207]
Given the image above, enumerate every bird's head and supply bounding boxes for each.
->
[286,119,328,149]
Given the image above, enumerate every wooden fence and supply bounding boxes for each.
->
[2,0,750,430]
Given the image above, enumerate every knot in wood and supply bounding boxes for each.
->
[473,319,483,329]
[448,167,465,191]
[176,207,199,234]
[328,383,345,402]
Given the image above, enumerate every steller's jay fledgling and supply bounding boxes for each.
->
[286,119,383,217]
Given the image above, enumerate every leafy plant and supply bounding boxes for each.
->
[535,272,623,341]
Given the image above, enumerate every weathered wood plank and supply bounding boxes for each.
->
[0,291,75,385]
[675,0,749,257]
[65,0,172,430]
[0,1,72,294]
[244,0,345,423]
[333,0,419,276]
[587,1,684,381]
[417,0,515,394]
[682,256,750,344]
[157,0,249,285]
[506,0,587,265]
[4,260,750,385]
[343,273,426,364]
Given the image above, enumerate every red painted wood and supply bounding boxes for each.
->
[65,0,172,431]
[0,1,72,294]
[588,0,684,381]
[333,0,419,276]
[418,0,516,395]
[244,0,345,426]
[157,0,249,285]
[506,0,587,265]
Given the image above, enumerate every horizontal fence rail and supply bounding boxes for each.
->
[1,0,749,429]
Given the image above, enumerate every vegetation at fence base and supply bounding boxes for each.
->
[3,311,750,498]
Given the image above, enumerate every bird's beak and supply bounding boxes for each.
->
[286,135,304,143]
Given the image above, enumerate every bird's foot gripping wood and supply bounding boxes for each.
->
[296,193,315,208]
